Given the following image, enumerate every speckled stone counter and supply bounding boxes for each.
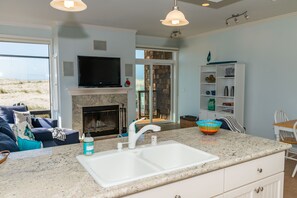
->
[0,128,291,198]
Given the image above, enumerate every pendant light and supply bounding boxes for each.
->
[161,0,189,26]
[50,0,87,12]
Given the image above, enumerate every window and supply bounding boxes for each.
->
[136,49,173,60]
[0,41,51,115]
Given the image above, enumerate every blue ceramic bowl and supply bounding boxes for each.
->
[196,120,222,135]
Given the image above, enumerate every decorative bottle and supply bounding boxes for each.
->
[208,99,215,111]
[124,78,131,87]
[224,86,229,96]
[230,86,234,97]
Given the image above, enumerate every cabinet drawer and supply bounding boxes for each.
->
[224,152,285,191]
[126,169,224,198]
[223,172,284,198]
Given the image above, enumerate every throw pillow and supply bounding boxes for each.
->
[13,110,33,128]
[49,128,66,141]
[0,133,19,152]
[0,105,27,124]
[12,121,42,151]
[0,117,17,142]
[12,121,35,140]
[31,117,58,128]
[17,137,42,151]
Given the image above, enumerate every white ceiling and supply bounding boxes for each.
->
[1,0,297,38]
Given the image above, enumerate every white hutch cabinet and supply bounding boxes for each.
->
[199,63,245,125]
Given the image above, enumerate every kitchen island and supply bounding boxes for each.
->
[0,128,291,198]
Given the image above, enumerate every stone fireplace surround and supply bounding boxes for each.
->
[69,88,129,137]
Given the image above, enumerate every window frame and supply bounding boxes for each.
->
[0,35,53,117]
[135,47,179,123]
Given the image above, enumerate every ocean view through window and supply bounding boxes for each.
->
[0,41,51,115]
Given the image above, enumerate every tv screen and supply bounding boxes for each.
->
[78,56,121,87]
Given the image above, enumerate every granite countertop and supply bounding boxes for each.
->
[0,128,291,198]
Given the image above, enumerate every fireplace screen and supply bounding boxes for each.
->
[82,105,119,137]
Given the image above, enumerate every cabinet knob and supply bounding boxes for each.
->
[175,195,181,198]
[254,187,260,193]
[257,168,263,173]
[254,186,264,193]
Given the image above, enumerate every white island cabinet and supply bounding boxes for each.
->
[126,152,284,198]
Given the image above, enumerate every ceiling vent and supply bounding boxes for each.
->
[180,0,242,9]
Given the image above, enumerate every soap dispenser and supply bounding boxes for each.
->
[83,132,94,156]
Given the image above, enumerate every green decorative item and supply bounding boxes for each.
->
[208,98,215,111]
[207,51,211,63]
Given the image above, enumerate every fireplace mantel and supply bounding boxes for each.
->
[68,87,131,96]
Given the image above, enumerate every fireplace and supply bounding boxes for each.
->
[82,105,119,137]
[70,89,128,137]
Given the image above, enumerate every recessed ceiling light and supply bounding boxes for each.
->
[202,3,210,7]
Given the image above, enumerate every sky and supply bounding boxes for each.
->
[135,50,144,80]
[0,42,49,81]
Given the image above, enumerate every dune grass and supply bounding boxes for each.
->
[0,79,50,110]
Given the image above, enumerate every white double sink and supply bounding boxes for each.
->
[76,141,219,188]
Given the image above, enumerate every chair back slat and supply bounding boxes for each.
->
[293,122,297,141]
[274,110,289,123]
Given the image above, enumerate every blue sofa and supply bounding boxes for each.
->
[0,105,79,151]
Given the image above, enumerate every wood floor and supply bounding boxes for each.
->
[136,118,168,124]
[284,159,297,198]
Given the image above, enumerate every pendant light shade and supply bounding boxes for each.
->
[50,0,87,12]
[161,0,189,26]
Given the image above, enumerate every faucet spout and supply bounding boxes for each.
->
[128,120,161,149]
[134,124,161,141]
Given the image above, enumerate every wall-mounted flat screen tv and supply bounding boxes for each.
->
[78,56,121,87]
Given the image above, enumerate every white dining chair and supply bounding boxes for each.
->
[274,110,297,177]
[274,110,289,123]
[288,122,297,177]
[274,110,292,142]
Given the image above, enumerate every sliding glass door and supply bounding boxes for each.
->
[136,63,173,123]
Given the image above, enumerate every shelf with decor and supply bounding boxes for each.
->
[216,105,234,108]
[201,94,215,97]
[199,63,245,125]
[216,77,235,79]
[216,95,234,99]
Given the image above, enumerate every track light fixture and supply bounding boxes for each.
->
[225,11,249,26]
[170,30,182,38]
